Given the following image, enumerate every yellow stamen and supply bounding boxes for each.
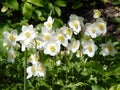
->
[31,66,36,73]
[47,23,51,28]
[50,45,55,52]
[9,52,15,59]
[73,21,78,29]
[44,34,50,41]
[87,45,92,52]
[66,29,71,35]
[107,45,113,52]
[25,31,31,38]
[98,23,104,30]
[90,28,96,33]
[38,66,45,72]
[58,35,64,42]
[9,34,15,41]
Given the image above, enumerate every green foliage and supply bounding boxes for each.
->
[4,0,19,10]
[22,2,33,19]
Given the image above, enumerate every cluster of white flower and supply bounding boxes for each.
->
[2,11,117,79]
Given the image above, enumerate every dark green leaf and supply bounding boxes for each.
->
[114,17,120,23]
[72,1,83,9]
[54,0,67,7]
[112,0,120,5]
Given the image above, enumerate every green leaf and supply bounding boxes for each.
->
[22,2,33,19]
[109,84,120,90]
[27,0,44,7]
[54,0,67,7]
[91,84,105,90]
[72,1,83,9]
[114,17,120,23]
[112,0,120,5]
[54,6,61,16]
[106,63,120,76]
[85,61,104,74]
[53,18,63,29]
[5,0,19,10]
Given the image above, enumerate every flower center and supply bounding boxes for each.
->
[107,45,113,52]
[9,34,15,41]
[38,66,45,72]
[72,42,76,48]
[50,45,55,52]
[98,23,104,30]
[44,34,50,41]
[25,31,31,38]
[66,29,71,35]
[31,66,36,73]
[58,35,64,42]
[73,21,79,29]
[47,23,52,28]
[87,45,92,52]
[9,52,15,59]
[90,28,96,33]
[84,35,90,41]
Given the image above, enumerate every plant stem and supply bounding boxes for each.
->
[24,48,27,90]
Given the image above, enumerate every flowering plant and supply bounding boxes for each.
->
[0,0,120,90]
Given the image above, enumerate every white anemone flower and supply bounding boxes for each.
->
[67,38,80,53]
[82,41,98,57]
[7,47,16,63]
[81,35,94,47]
[61,26,73,40]
[3,30,18,47]
[28,53,39,65]
[31,37,43,50]
[17,25,37,51]
[95,18,107,35]
[85,23,98,38]
[43,39,60,56]
[44,16,54,30]
[40,27,55,42]
[93,9,101,18]
[27,63,46,79]
[18,25,37,41]
[100,41,117,56]
[68,14,84,35]
[53,29,68,47]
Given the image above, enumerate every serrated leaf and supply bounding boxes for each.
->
[22,2,33,19]
[5,0,19,10]
[92,84,105,90]
[109,84,120,90]
[54,0,67,7]
[27,0,44,7]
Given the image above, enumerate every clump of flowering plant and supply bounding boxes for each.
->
[2,11,118,90]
